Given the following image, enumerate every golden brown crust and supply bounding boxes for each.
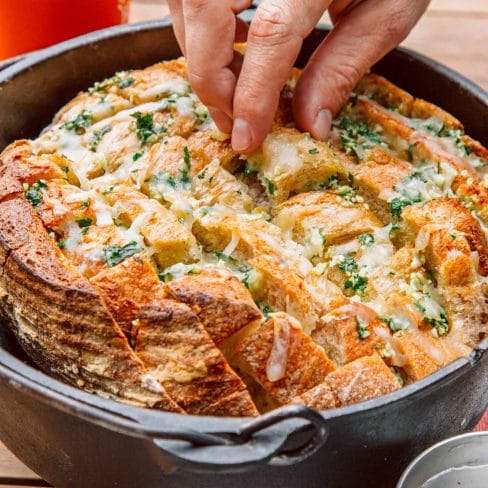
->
[312,302,387,365]
[0,198,181,411]
[393,330,440,381]
[134,300,258,416]
[355,73,414,115]
[165,268,262,345]
[299,353,401,409]
[402,198,488,276]
[235,313,336,405]
[90,253,165,336]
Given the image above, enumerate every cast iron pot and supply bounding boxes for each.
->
[0,17,487,488]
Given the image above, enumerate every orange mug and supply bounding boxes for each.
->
[0,0,130,60]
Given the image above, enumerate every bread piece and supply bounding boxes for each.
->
[165,268,262,345]
[393,330,442,381]
[121,59,190,104]
[245,127,350,204]
[91,253,165,336]
[53,92,132,126]
[104,184,200,268]
[402,198,488,276]
[352,149,413,222]
[34,179,98,232]
[355,73,464,130]
[0,198,181,411]
[273,191,381,253]
[355,73,414,115]
[191,159,253,214]
[235,312,336,405]
[295,381,337,410]
[299,353,401,409]
[0,141,75,201]
[313,302,388,365]
[134,300,258,416]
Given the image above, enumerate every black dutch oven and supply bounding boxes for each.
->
[0,16,487,488]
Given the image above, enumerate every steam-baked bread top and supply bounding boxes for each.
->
[0,56,486,416]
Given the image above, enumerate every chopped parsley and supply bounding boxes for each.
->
[389,224,400,239]
[338,255,358,274]
[424,313,449,336]
[390,367,405,386]
[337,117,382,159]
[439,127,472,156]
[319,174,339,190]
[358,233,375,246]
[57,240,66,249]
[90,125,112,152]
[62,110,93,134]
[389,197,414,220]
[25,180,47,207]
[102,186,114,195]
[179,146,192,183]
[318,228,327,246]
[197,168,208,180]
[308,147,319,155]
[133,152,143,161]
[117,77,135,89]
[345,274,368,294]
[76,218,92,235]
[80,200,90,209]
[130,112,163,145]
[356,316,370,340]
[264,178,276,195]
[102,241,142,267]
[89,73,134,93]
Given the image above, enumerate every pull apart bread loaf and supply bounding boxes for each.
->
[0,56,486,416]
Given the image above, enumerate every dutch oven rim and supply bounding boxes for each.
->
[0,18,487,471]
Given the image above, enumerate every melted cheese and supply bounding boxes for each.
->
[266,314,292,382]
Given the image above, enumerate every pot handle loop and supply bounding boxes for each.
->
[151,405,329,472]
[234,405,329,466]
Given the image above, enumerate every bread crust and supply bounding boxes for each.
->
[134,300,258,416]
[0,198,181,411]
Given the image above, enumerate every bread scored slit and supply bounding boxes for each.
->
[234,312,336,406]
[133,300,259,416]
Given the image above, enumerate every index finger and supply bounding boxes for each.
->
[232,0,330,153]
[183,0,251,119]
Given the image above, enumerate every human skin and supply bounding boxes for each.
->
[167,0,431,153]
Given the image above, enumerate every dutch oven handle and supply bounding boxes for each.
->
[149,405,329,473]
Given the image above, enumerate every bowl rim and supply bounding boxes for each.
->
[0,18,486,435]
[396,431,488,487]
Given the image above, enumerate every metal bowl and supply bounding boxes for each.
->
[397,432,488,487]
[0,18,487,488]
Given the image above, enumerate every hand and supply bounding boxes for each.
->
[168,0,430,153]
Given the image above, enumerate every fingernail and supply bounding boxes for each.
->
[311,109,332,141]
[232,118,253,152]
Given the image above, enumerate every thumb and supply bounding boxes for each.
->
[293,0,429,140]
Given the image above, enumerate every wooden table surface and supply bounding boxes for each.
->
[0,0,486,486]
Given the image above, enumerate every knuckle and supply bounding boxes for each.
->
[183,0,209,17]
[250,2,296,44]
[328,62,363,100]
[383,8,412,41]
[188,71,207,93]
